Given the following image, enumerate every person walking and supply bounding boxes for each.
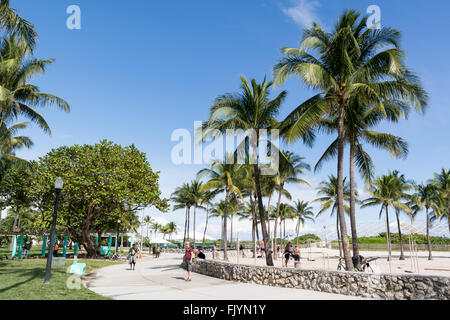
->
[212,243,217,259]
[53,242,59,257]
[293,245,301,268]
[128,244,137,270]
[156,246,161,258]
[184,242,194,281]
[23,241,32,259]
[260,240,265,258]
[284,242,292,268]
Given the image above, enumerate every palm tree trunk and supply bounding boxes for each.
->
[426,207,432,260]
[337,101,352,270]
[273,186,282,260]
[223,189,230,261]
[349,144,360,263]
[183,206,188,248]
[202,204,209,248]
[187,206,191,243]
[385,205,392,262]
[395,208,405,260]
[250,193,256,258]
[193,203,197,250]
[230,215,233,248]
[336,212,342,257]
[253,162,274,266]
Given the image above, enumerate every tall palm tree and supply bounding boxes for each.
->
[410,183,442,260]
[0,36,70,133]
[388,170,412,260]
[273,151,309,258]
[361,174,411,261]
[143,216,154,251]
[315,100,409,262]
[200,189,219,247]
[274,10,428,270]
[171,183,194,247]
[198,159,244,260]
[189,179,207,249]
[0,0,37,48]
[278,203,295,248]
[202,77,288,266]
[165,222,178,240]
[293,200,315,246]
[430,169,450,234]
[314,175,351,257]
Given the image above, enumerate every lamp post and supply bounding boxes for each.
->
[44,177,64,284]
[116,219,121,255]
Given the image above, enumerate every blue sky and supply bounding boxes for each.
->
[14,0,450,240]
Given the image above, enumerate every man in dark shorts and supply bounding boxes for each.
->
[184,242,193,281]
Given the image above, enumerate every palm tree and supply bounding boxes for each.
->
[388,170,412,260]
[198,159,244,260]
[430,169,450,234]
[171,183,194,247]
[0,36,70,133]
[274,10,428,270]
[0,0,37,48]
[293,200,315,246]
[314,175,351,257]
[202,77,288,266]
[273,151,309,258]
[410,183,442,260]
[143,216,154,251]
[165,222,178,240]
[361,174,411,261]
[315,100,409,261]
[200,189,219,247]
[278,203,295,248]
[189,179,207,249]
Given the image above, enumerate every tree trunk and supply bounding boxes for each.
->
[426,207,432,260]
[254,163,273,266]
[183,206,188,248]
[230,215,233,248]
[187,206,190,243]
[273,185,283,260]
[349,144,360,266]
[250,193,256,258]
[395,208,405,260]
[385,205,392,262]
[336,102,352,270]
[202,204,209,248]
[193,203,197,250]
[336,211,342,257]
[223,189,230,261]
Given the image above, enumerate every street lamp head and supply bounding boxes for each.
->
[118,219,121,224]
[55,177,64,190]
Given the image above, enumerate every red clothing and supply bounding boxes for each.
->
[185,247,193,260]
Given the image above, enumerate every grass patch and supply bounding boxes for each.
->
[0,258,120,300]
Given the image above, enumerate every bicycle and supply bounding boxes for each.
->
[337,256,377,272]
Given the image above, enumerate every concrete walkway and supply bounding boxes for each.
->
[85,253,364,300]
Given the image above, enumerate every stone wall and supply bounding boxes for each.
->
[191,259,449,300]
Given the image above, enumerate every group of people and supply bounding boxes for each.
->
[127,244,163,270]
[282,242,301,268]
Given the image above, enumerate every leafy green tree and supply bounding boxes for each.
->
[274,10,427,270]
[32,140,168,257]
